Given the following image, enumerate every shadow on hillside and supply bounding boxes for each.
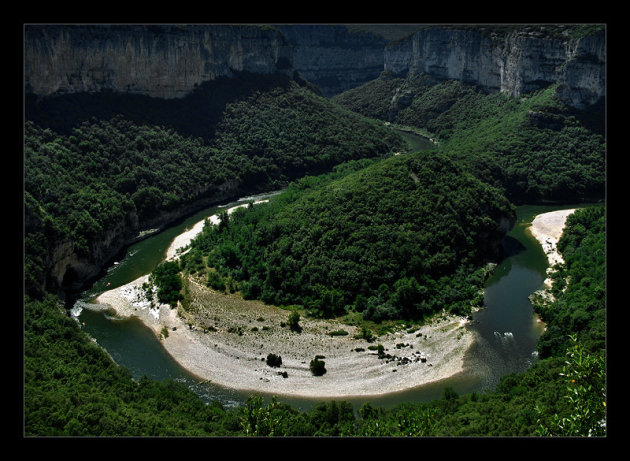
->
[25,71,296,142]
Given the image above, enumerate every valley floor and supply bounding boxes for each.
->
[91,207,575,399]
[95,274,473,398]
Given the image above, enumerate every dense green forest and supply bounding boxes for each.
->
[532,206,606,359]
[177,152,514,322]
[333,75,605,204]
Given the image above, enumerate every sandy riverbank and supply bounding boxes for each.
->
[165,199,269,261]
[96,275,474,398]
[528,208,577,288]
[93,199,474,398]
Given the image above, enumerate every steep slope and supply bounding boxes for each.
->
[275,25,388,96]
[333,74,605,204]
[383,25,605,109]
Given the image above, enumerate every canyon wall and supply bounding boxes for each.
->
[276,25,388,96]
[384,26,605,108]
[24,24,294,99]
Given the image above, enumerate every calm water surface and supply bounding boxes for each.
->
[396,128,435,152]
[74,191,595,412]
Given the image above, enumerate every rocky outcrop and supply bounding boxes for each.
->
[384,26,605,109]
[24,24,294,99]
[276,25,388,97]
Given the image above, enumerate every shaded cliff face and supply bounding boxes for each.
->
[24,24,294,99]
[276,25,388,97]
[384,26,605,109]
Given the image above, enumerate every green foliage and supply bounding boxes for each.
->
[335,76,605,204]
[287,310,302,333]
[328,329,349,337]
[25,203,606,437]
[348,403,440,436]
[535,206,605,357]
[24,295,240,436]
[240,395,284,436]
[310,358,327,376]
[148,261,183,307]
[24,60,604,438]
[427,206,606,437]
[535,335,606,436]
[266,353,283,368]
[25,74,403,290]
[331,72,409,120]
[206,270,226,292]
[181,151,514,322]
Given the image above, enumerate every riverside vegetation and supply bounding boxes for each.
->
[176,152,514,324]
[25,61,605,435]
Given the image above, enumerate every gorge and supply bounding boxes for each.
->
[24,23,606,437]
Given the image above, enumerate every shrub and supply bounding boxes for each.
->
[288,310,302,333]
[310,358,326,376]
[266,353,282,367]
[207,270,225,292]
[329,329,348,336]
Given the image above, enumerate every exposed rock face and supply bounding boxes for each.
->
[24,24,294,99]
[275,25,388,97]
[384,26,605,109]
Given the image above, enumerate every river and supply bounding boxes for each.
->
[72,186,596,412]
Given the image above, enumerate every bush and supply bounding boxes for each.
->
[266,353,282,368]
[207,270,225,292]
[329,329,349,336]
[149,261,184,307]
[310,358,326,376]
[288,310,302,333]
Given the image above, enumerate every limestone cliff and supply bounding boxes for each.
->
[276,25,388,97]
[383,25,605,109]
[24,24,294,99]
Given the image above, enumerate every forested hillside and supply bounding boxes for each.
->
[333,75,605,204]
[177,152,515,322]
[25,73,403,296]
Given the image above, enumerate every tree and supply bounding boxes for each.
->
[310,358,326,376]
[207,270,225,292]
[288,310,302,333]
[240,395,283,436]
[149,261,183,307]
[266,353,282,368]
[536,335,606,437]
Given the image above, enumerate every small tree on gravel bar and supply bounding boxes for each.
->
[266,353,282,367]
[288,310,302,333]
[310,357,326,376]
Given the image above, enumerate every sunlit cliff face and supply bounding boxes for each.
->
[384,27,605,109]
